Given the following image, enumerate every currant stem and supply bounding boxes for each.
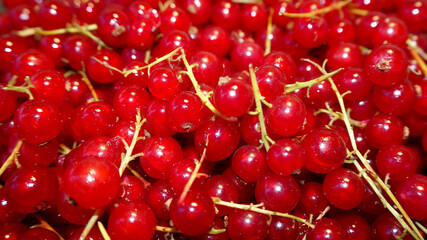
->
[0,140,23,177]
[179,48,238,122]
[91,56,124,74]
[118,111,146,176]
[264,8,274,56]
[79,209,103,240]
[156,226,180,233]
[284,67,343,94]
[231,0,260,3]
[97,221,111,240]
[155,225,226,235]
[308,59,424,240]
[279,0,351,18]
[78,71,99,102]
[212,198,315,228]
[178,143,208,204]
[3,76,35,100]
[348,8,369,16]
[126,165,151,189]
[15,23,98,37]
[80,113,144,240]
[415,222,427,235]
[123,47,182,77]
[249,64,274,151]
[35,215,65,240]
[315,206,331,221]
[315,108,363,128]
[407,39,427,78]
[352,161,419,240]
[59,143,71,155]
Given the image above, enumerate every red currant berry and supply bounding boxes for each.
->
[267,138,307,176]
[108,201,156,240]
[213,78,254,117]
[63,157,121,209]
[227,209,269,240]
[4,165,59,213]
[14,100,62,145]
[266,94,306,137]
[301,128,347,174]
[232,145,268,182]
[194,118,240,161]
[255,173,300,212]
[169,191,216,236]
[140,135,183,179]
[323,168,364,210]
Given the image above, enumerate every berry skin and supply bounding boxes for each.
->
[301,128,347,174]
[227,209,269,240]
[232,145,268,182]
[255,172,300,213]
[63,157,121,209]
[140,135,183,179]
[4,165,59,214]
[323,168,365,210]
[364,44,408,87]
[14,100,62,145]
[108,202,156,240]
[266,94,306,137]
[213,78,254,117]
[169,191,216,236]
[394,174,427,220]
[267,139,307,176]
[194,118,240,161]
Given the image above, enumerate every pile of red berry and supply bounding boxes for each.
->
[0,0,426,239]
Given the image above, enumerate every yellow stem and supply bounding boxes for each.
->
[178,144,207,203]
[123,48,181,77]
[353,161,420,240]
[126,165,151,189]
[156,226,180,233]
[97,221,111,240]
[348,8,369,16]
[35,215,65,240]
[264,9,274,56]
[118,112,145,175]
[78,71,99,102]
[280,0,351,18]
[284,68,343,93]
[213,198,314,228]
[307,59,424,240]
[79,209,103,240]
[3,76,35,100]
[249,64,273,151]
[0,140,23,177]
[180,49,237,122]
[15,24,98,37]
[407,40,427,78]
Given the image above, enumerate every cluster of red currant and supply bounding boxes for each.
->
[0,0,426,239]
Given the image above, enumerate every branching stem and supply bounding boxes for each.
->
[118,111,146,175]
[79,209,103,240]
[264,8,274,56]
[249,64,274,151]
[0,140,23,177]
[284,68,343,94]
[123,48,181,77]
[279,0,351,18]
[97,221,111,240]
[407,39,427,78]
[178,143,208,203]
[307,59,424,240]
[213,198,315,229]
[180,49,237,122]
